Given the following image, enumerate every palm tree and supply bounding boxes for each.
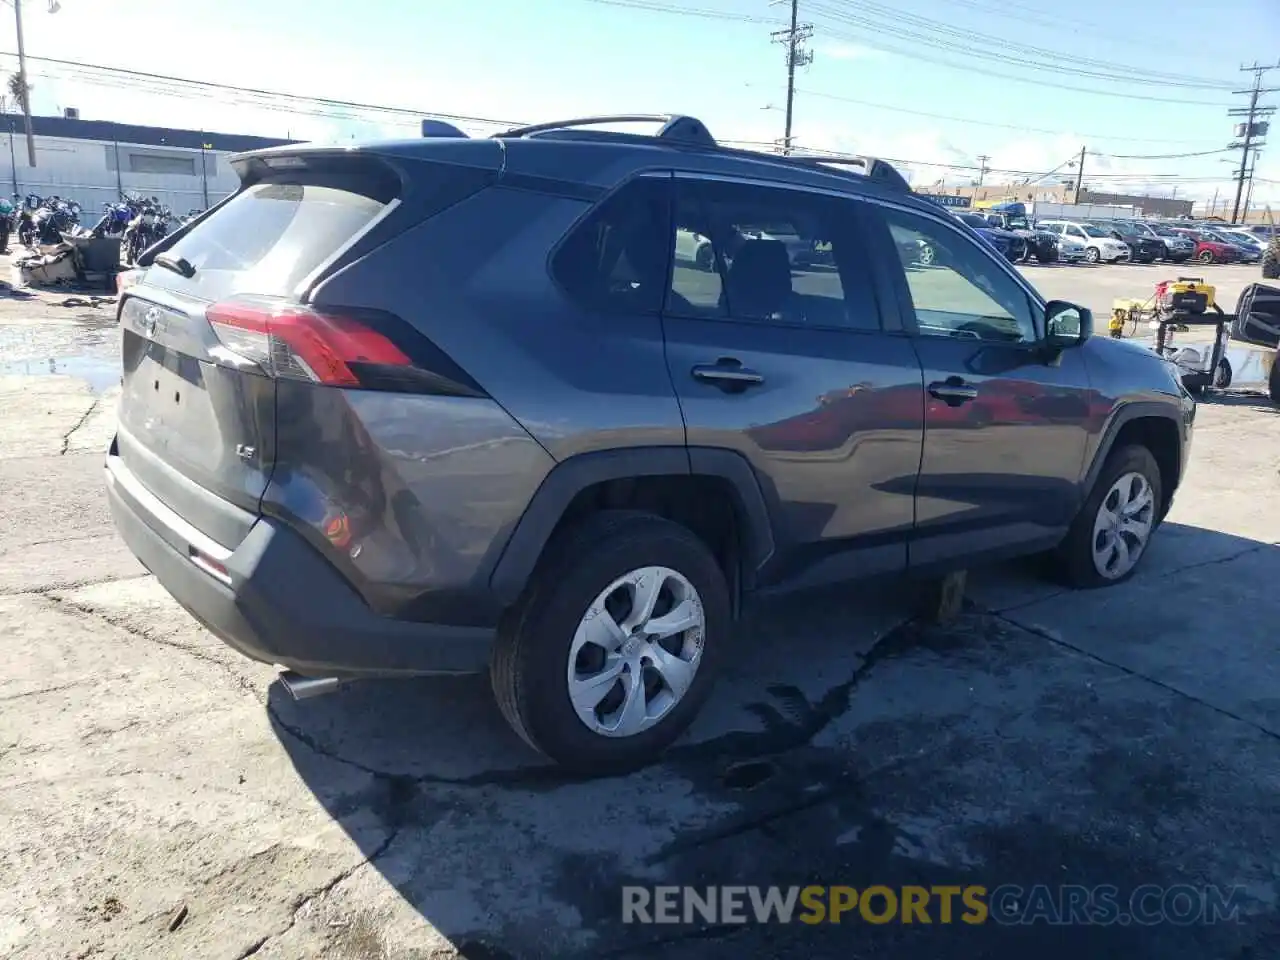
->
[7,73,31,114]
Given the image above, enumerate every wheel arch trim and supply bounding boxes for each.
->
[487,446,777,604]
[1083,401,1184,497]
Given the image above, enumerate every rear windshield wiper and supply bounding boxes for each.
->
[152,253,196,279]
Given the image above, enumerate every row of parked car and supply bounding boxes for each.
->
[944,203,1272,267]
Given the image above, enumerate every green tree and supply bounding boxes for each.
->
[7,73,31,113]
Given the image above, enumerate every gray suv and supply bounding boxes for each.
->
[106,114,1195,772]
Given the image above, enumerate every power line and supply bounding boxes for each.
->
[814,23,1232,107]
[794,87,1223,144]
[579,0,1235,104]
[1,51,524,129]
[1089,147,1232,160]
[585,0,782,22]
[810,0,1234,90]
[720,138,1237,181]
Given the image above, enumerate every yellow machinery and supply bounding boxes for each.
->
[1110,278,1216,340]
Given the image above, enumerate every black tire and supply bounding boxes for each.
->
[1085,247,1101,264]
[490,510,730,774]
[1036,252,1055,264]
[1263,239,1280,280]
[1051,444,1163,589]
[1270,352,1280,406]
[695,244,715,272]
[1197,249,1216,264]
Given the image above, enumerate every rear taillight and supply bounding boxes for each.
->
[116,269,142,295]
[206,296,412,388]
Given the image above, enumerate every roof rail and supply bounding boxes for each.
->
[496,114,716,147]
[780,154,911,193]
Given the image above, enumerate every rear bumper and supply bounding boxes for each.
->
[106,452,495,678]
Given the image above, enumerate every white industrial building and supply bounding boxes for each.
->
[1,112,294,215]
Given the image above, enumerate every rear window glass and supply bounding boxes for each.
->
[144,180,388,301]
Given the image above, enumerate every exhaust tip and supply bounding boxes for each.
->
[278,670,341,701]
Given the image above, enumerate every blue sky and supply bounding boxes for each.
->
[7,0,1280,207]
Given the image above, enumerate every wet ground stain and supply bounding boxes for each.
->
[264,588,1280,959]
[0,354,121,392]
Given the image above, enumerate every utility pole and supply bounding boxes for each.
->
[200,135,210,209]
[13,0,35,167]
[771,0,812,156]
[1073,145,1086,201]
[976,155,990,187]
[1244,150,1261,220]
[1209,185,1219,217]
[1228,62,1278,224]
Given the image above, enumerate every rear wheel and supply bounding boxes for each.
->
[491,511,729,773]
[1052,445,1162,589]
[1197,249,1216,264]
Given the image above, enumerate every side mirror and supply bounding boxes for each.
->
[1044,300,1092,349]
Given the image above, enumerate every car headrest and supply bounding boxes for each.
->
[724,239,792,319]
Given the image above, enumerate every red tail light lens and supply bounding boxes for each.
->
[206,296,411,387]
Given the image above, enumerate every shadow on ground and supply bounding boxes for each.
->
[269,522,1280,959]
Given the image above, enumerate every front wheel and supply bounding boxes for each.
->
[491,510,729,773]
[1084,247,1101,264]
[1051,445,1162,589]
[1036,252,1055,264]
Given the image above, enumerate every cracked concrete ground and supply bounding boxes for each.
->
[1,264,1279,959]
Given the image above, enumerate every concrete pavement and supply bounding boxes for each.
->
[1,262,1278,959]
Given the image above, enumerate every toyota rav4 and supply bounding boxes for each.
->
[106,114,1196,772]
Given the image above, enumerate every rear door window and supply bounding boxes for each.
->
[667,178,881,331]
[144,178,391,302]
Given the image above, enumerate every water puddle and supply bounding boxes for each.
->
[0,355,121,393]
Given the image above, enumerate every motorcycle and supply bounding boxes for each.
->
[89,201,134,239]
[17,194,83,247]
[122,198,172,265]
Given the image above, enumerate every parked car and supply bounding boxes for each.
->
[676,226,820,270]
[1219,228,1268,256]
[1133,222,1195,262]
[104,115,1195,772]
[1037,219,1131,263]
[1239,223,1277,241]
[1197,227,1261,264]
[1168,228,1241,264]
[953,211,1026,261]
[977,203,1058,263]
[1092,221,1163,264]
[1035,221,1087,262]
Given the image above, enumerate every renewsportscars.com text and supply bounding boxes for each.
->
[622,884,1247,926]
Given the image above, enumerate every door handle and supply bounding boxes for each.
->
[692,359,765,392]
[928,378,979,406]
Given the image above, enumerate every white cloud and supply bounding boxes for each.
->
[818,42,882,61]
